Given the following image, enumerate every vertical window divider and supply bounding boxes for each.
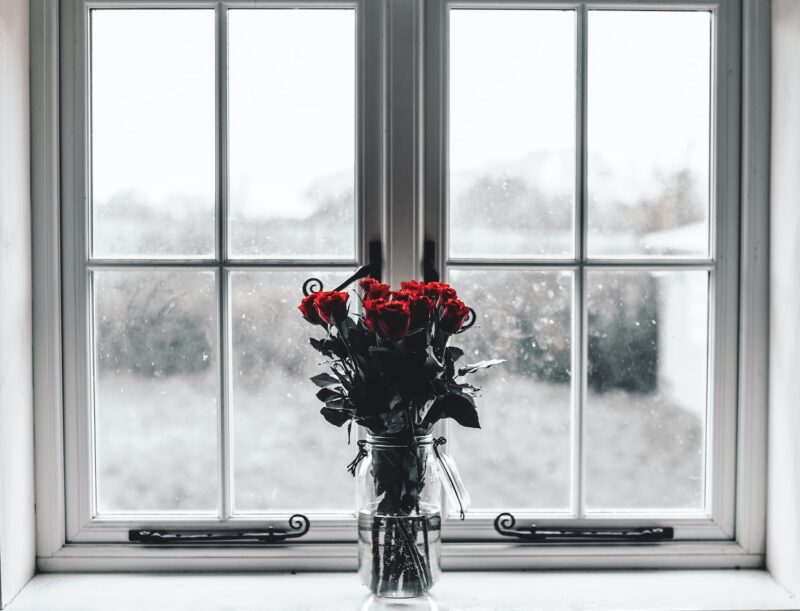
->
[215,1,232,521]
[573,3,589,520]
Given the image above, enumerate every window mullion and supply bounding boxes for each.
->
[573,3,588,520]
[385,0,425,285]
[215,2,231,521]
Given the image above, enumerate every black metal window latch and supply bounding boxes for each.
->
[423,240,439,283]
[128,514,310,545]
[303,240,382,296]
[494,513,674,543]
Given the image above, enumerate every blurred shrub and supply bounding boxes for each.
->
[96,272,214,378]
[587,274,659,394]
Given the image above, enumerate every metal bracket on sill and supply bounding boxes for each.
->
[494,512,674,543]
[128,514,310,545]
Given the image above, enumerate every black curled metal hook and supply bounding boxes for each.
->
[303,277,324,296]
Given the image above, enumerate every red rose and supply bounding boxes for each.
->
[368,282,391,300]
[359,277,377,294]
[408,294,434,329]
[298,293,325,326]
[424,282,458,306]
[439,298,470,334]
[400,281,426,295]
[362,298,386,332]
[314,291,350,325]
[390,290,412,302]
[375,300,411,340]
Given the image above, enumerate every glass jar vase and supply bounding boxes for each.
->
[356,434,442,598]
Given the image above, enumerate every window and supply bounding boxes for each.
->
[433,5,738,541]
[62,2,372,542]
[45,0,762,568]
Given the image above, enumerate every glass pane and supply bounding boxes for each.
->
[447,270,573,512]
[585,271,708,511]
[230,271,358,513]
[449,10,576,259]
[587,11,711,257]
[228,10,356,260]
[93,270,218,514]
[91,10,215,259]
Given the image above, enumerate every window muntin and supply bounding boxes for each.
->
[444,6,723,523]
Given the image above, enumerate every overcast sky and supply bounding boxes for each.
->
[91,8,710,219]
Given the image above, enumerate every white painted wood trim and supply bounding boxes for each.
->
[37,540,763,572]
[30,0,67,562]
[735,0,770,557]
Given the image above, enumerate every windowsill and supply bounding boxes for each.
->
[5,570,797,610]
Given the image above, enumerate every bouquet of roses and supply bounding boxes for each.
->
[298,278,502,441]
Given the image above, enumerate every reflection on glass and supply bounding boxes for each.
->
[585,271,708,511]
[228,10,356,259]
[93,270,218,514]
[230,271,358,513]
[587,11,711,257]
[91,10,215,258]
[449,10,576,259]
[447,270,573,512]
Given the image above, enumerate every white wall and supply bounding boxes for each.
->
[768,0,800,599]
[0,0,35,607]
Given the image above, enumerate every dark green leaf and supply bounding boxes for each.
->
[320,406,352,427]
[458,358,506,376]
[316,387,342,402]
[310,372,339,388]
[447,346,465,363]
[423,392,480,429]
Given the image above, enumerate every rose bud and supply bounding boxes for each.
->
[400,280,426,295]
[359,277,378,295]
[363,298,387,332]
[298,293,325,326]
[408,294,435,329]
[423,281,458,306]
[438,298,471,334]
[314,290,350,325]
[390,290,412,302]
[376,300,411,340]
[365,282,391,300]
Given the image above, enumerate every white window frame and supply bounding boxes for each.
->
[429,0,742,543]
[31,0,769,571]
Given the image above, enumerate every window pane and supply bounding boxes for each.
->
[587,11,711,258]
[585,271,708,511]
[449,10,576,259]
[93,270,219,514]
[448,270,573,512]
[230,271,358,513]
[228,10,356,260]
[91,10,215,259]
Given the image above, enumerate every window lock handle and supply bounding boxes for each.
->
[423,239,439,283]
